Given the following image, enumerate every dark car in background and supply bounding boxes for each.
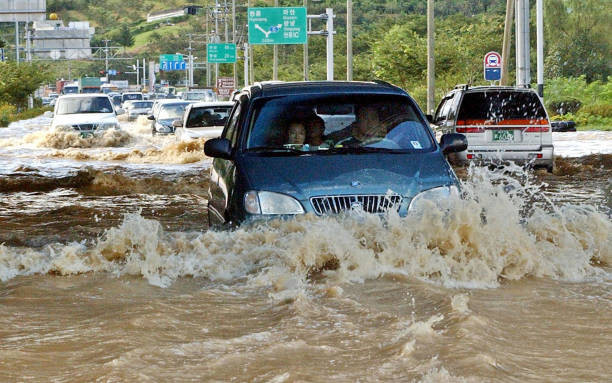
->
[148,100,192,135]
[204,81,467,226]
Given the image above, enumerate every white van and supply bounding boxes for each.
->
[433,85,554,172]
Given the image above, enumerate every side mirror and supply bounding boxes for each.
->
[115,108,125,115]
[43,111,54,118]
[440,133,468,155]
[172,120,183,128]
[204,138,232,159]
[147,115,155,121]
[426,114,434,123]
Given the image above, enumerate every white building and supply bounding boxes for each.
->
[32,20,95,60]
[0,0,46,22]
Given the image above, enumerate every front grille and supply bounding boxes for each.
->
[73,124,97,131]
[310,194,402,215]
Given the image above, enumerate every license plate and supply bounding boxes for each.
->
[492,130,514,142]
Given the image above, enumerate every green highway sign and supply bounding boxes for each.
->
[207,43,237,64]
[248,7,307,45]
[160,54,183,63]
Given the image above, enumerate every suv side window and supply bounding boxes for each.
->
[447,92,462,122]
[223,100,242,148]
[435,94,454,123]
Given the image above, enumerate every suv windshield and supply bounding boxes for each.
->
[122,93,142,102]
[246,95,433,153]
[457,90,546,122]
[131,101,153,109]
[56,97,113,115]
[186,106,232,127]
[158,103,189,120]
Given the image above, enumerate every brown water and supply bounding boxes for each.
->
[1,119,611,382]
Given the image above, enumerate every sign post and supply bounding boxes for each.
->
[248,7,307,45]
[484,51,502,82]
[207,43,237,64]
[216,77,236,98]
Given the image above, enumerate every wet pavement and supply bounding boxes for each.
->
[0,116,610,382]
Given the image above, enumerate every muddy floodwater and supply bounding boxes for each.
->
[1,117,610,382]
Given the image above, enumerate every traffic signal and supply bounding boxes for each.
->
[99,70,106,75]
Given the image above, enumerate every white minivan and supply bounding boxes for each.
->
[49,94,122,135]
[433,85,554,172]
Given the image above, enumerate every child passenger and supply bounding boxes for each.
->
[286,122,306,145]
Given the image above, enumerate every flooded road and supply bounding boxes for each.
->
[1,117,610,382]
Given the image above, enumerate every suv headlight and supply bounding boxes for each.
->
[408,185,459,213]
[244,191,305,215]
[100,122,120,130]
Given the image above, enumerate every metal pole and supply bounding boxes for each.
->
[244,43,249,87]
[248,0,254,83]
[536,0,544,97]
[143,57,147,89]
[427,0,435,114]
[232,0,236,85]
[515,0,523,86]
[273,0,278,80]
[347,0,353,81]
[104,40,110,73]
[206,12,210,87]
[523,0,531,85]
[215,2,219,85]
[136,59,140,87]
[303,0,308,81]
[501,0,514,85]
[15,20,19,64]
[326,8,334,81]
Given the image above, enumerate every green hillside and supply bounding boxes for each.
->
[41,0,610,127]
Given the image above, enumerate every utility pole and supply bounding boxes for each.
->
[206,11,210,87]
[303,0,309,81]
[244,42,249,87]
[232,0,236,85]
[326,8,334,81]
[248,0,254,83]
[215,2,219,85]
[346,0,353,81]
[427,0,435,114]
[501,0,514,86]
[536,0,544,97]
[187,35,194,88]
[103,39,111,74]
[273,0,279,80]
[516,0,531,86]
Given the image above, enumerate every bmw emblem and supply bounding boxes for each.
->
[351,181,361,188]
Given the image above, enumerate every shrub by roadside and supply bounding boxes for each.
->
[0,105,52,127]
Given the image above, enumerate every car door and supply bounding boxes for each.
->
[208,98,244,226]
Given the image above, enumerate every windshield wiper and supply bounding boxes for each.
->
[248,146,305,154]
[325,146,399,154]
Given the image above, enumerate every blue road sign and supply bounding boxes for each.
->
[160,61,186,71]
[485,68,501,81]
[484,51,502,81]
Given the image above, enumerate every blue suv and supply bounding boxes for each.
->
[204,81,467,226]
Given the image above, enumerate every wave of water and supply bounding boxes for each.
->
[2,165,609,291]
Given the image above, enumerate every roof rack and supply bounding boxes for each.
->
[454,84,470,90]
[372,79,396,88]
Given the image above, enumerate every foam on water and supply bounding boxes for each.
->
[1,165,609,290]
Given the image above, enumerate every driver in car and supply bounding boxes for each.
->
[336,106,386,147]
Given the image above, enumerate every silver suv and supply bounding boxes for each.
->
[433,85,553,172]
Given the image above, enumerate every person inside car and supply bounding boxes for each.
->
[306,115,326,146]
[336,106,386,147]
[286,122,306,145]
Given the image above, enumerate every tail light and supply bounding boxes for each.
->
[456,127,485,133]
